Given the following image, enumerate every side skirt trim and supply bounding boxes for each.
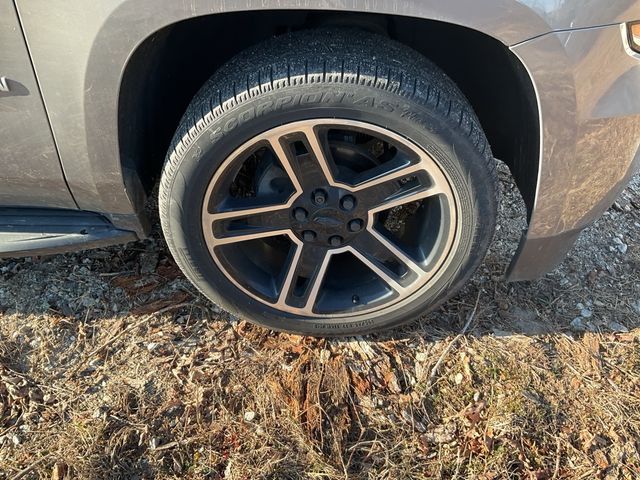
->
[0,208,138,258]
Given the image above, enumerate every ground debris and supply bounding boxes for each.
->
[0,169,638,478]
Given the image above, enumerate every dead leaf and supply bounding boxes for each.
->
[593,449,610,470]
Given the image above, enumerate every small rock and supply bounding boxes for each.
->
[243,411,256,422]
[608,321,629,333]
[454,373,464,385]
[593,300,605,307]
[617,243,628,254]
[580,308,593,318]
[11,434,21,446]
[570,317,587,332]
[496,299,509,311]
[146,342,160,352]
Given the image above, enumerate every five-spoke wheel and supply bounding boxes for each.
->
[202,119,458,317]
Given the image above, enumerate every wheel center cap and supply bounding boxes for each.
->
[311,208,343,228]
[290,187,366,247]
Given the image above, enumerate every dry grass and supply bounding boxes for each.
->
[0,303,638,479]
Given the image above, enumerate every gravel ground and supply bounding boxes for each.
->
[0,164,638,479]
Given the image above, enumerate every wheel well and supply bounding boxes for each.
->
[118,10,539,215]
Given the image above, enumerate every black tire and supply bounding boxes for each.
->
[159,28,497,336]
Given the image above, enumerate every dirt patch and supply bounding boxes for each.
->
[0,164,638,479]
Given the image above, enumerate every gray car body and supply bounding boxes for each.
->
[1,0,640,279]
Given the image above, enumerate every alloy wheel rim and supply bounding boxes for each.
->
[202,119,459,318]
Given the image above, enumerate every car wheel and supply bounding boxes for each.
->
[159,28,497,336]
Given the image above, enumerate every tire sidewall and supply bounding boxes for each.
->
[161,83,495,335]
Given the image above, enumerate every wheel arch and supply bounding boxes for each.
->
[67,0,550,239]
[113,9,541,228]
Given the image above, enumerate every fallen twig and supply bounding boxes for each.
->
[152,435,199,452]
[9,454,51,480]
[425,290,481,392]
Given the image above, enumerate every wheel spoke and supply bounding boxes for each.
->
[353,163,445,212]
[265,136,304,194]
[267,125,335,191]
[205,201,292,245]
[277,243,331,312]
[350,230,423,293]
[369,183,445,213]
[298,125,335,186]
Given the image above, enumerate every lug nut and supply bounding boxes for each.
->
[348,219,364,232]
[340,195,356,211]
[328,235,343,247]
[302,230,316,242]
[312,189,327,205]
[293,207,308,221]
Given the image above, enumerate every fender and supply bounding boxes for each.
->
[507,24,640,279]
